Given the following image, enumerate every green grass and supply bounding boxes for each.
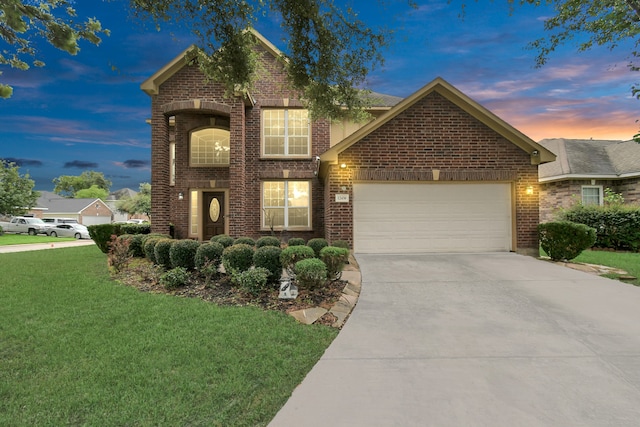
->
[0,246,337,426]
[0,234,75,245]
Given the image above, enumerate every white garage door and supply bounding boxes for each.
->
[353,182,512,254]
[81,216,111,226]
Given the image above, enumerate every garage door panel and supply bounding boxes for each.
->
[353,183,512,254]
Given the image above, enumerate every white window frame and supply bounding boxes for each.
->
[261,109,310,158]
[169,142,176,186]
[261,180,312,230]
[581,185,603,206]
[189,127,230,167]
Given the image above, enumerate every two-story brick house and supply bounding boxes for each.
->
[142,30,554,255]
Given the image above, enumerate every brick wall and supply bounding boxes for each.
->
[324,91,541,253]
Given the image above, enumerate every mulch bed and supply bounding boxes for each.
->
[113,259,346,326]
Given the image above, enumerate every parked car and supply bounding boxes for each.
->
[42,217,79,225]
[47,223,91,239]
[0,217,52,235]
[126,219,148,224]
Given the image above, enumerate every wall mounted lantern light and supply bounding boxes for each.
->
[178,192,184,200]
[525,186,534,195]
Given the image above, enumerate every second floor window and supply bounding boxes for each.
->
[190,128,230,166]
[262,109,310,157]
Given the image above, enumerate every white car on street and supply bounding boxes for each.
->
[47,223,91,239]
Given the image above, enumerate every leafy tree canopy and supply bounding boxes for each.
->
[75,185,109,201]
[53,170,112,198]
[0,160,39,216]
[115,182,151,217]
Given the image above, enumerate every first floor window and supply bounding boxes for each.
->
[262,181,311,229]
[190,190,199,235]
[582,186,602,206]
[169,142,176,185]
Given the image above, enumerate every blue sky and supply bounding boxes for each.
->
[1,0,638,191]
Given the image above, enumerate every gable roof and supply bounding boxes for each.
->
[319,77,555,177]
[538,138,640,182]
[36,191,113,215]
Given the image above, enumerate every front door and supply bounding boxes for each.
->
[203,191,225,240]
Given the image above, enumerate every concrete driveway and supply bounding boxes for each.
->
[269,253,640,426]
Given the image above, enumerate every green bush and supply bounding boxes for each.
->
[253,246,283,283]
[538,221,597,261]
[234,236,256,247]
[287,237,306,247]
[232,267,270,296]
[119,223,150,235]
[307,238,328,257]
[169,239,201,270]
[160,267,190,289]
[294,258,327,289]
[141,233,172,246]
[211,234,234,248]
[143,238,164,263]
[195,242,224,271]
[128,234,146,258]
[560,204,640,251]
[222,243,255,274]
[280,245,315,274]
[88,224,117,253]
[154,239,174,270]
[331,240,350,250]
[320,246,349,281]
[256,236,281,248]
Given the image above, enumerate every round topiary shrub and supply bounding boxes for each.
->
[169,239,201,270]
[538,221,597,261]
[234,236,256,247]
[331,240,350,250]
[211,234,234,248]
[253,245,283,283]
[128,233,146,258]
[143,238,164,263]
[280,245,315,274]
[233,267,270,296]
[154,239,174,270]
[160,267,190,290]
[294,258,327,289]
[256,236,281,248]
[287,237,306,247]
[319,246,350,281]
[307,238,328,257]
[195,241,224,270]
[222,243,255,274]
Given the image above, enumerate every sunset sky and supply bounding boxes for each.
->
[1,0,638,191]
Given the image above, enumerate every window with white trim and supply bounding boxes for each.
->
[581,186,603,206]
[190,128,230,166]
[262,109,310,157]
[262,181,311,229]
[169,142,176,185]
[190,190,199,236]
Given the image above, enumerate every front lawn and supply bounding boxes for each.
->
[0,234,75,246]
[0,246,337,426]
[572,249,640,285]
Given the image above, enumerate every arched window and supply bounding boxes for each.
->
[190,128,230,166]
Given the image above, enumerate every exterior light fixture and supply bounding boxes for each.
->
[525,186,534,195]
[340,163,347,169]
[178,192,184,200]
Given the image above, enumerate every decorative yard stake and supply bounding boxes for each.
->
[278,278,298,300]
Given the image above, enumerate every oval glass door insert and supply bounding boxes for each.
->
[209,198,221,222]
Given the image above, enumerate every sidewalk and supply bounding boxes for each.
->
[0,239,96,253]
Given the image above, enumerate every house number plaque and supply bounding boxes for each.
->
[209,198,221,222]
[335,194,349,203]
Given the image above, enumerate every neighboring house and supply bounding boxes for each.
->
[538,138,640,222]
[142,29,555,255]
[106,188,150,223]
[29,191,113,225]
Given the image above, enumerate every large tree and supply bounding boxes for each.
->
[115,183,151,218]
[75,185,109,201]
[0,160,39,216]
[53,170,112,198]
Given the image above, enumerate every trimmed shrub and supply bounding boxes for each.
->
[169,239,201,270]
[294,258,327,289]
[222,243,255,274]
[538,221,597,261]
[141,233,172,246]
[211,234,234,248]
[143,238,163,263]
[331,240,350,250]
[287,237,306,247]
[560,204,640,251]
[256,236,281,248]
[195,242,224,271]
[234,236,256,247]
[154,239,174,270]
[119,223,150,235]
[108,235,132,274]
[160,267,190,289]
[320,246,349,281]
[128,234,146,258]
[253,245,283,283]
[233,267,270,296]
[280,245,315,275]
[88,224,117,253]
[307,238,328,257]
